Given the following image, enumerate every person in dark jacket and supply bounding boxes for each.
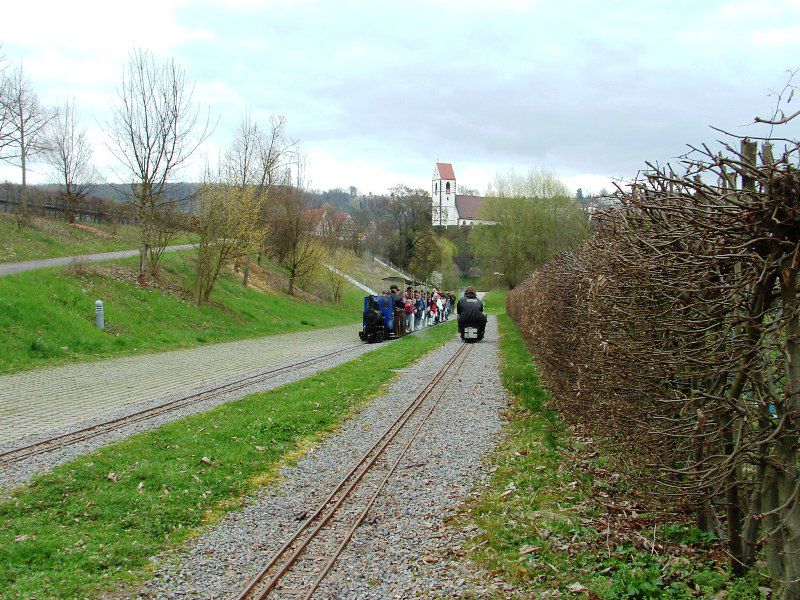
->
[362,297,384,341]
[389,285,405,337]
[457,286,487,340]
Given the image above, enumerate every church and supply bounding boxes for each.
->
[431,162,486,227]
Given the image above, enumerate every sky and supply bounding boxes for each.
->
[1,0,799,196]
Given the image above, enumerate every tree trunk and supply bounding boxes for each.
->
[19,105,28,219]
[66,189,76,224]
[762,465,785,585]
[138,206,148,282]
[243,255,250,286]
[777,266,800,600]
[20,152,27,216]
[722,415,746,576]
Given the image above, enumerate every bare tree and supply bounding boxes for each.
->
[0,50,15,163]
[256,115,295,190]
[208,111,296,286]
[268,161,324,295]
[45,100,95,223]
[191,166,259,303]
[226,111,262,285]
[0,65,55,220]
[106,48,212,280]
[253,114,297,264]
[325,247,355,304]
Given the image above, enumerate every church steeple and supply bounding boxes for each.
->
[432,162,457,226]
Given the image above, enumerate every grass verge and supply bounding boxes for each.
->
[0,252,363,374]
[481,289,508,315]
[0,215,143,262]
[0,321,456,598]
[461,314,765,598]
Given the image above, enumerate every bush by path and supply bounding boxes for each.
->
[461,314,763,598]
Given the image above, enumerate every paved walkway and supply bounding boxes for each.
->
[0,244,194,277]
[0,324,361,447]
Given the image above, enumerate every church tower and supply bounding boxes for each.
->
[432,162,457,226]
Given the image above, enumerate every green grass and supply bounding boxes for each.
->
[0,214,149,262]
[458,275,480,289]
[0,252,361,374]
[342,256,397,295]
[0,321,456,598]
[481,289,507,315]
[462,313,765,598]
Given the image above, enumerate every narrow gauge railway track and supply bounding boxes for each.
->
[0,343,366,466]
[237,341,473,600]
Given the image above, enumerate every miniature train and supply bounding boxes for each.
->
[358,292,452,343]
[358,285,486,344]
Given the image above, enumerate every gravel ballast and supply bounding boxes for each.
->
[138,316,507,599]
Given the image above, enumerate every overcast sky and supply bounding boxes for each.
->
[2,0,799,195]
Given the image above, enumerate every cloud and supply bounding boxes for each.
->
[2,0,800,194]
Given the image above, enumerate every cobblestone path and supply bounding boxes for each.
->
[0,324,362,448]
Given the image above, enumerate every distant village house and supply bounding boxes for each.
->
[306,207,353,240]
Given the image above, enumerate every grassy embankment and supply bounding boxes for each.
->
[345,258,397,294]
[481,289,507,315]
[0,320,456,598]
[0,214,149,262]
[0,249,369,374]
[462,310,765,598]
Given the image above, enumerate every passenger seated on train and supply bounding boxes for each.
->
[457,286,487,340]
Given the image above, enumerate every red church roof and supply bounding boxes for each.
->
[436,162,456,180]
[455,194,484,220]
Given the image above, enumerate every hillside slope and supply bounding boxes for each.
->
[0,252,374,374]
[0,214,145,262]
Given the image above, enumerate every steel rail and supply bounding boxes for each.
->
[301,345,472,599]
[0,343,365,465]
[236,340,472,600]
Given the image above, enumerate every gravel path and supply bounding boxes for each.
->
[0,244,193,276]
[138,317,507,599]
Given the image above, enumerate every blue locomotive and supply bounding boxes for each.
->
[358,295,395,343]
